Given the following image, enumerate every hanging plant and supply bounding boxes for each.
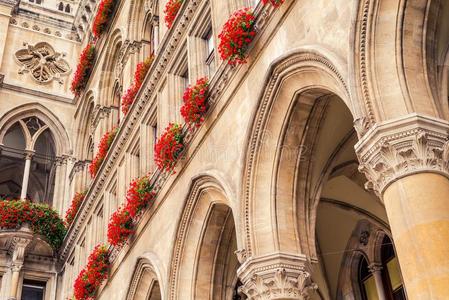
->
[65,191,86,227]
[0,200,67,249]
[154,123,184,173]
[262,0,285,7]
[107,176,155,247]
[89,127,119,178]
[218,8,256,65]
[180,77,209,129]
[71,43,96,96]
[164,0,183,29]
[92,0,118,39]
[107,207,133,247]
[73,244,110,300]
[121,56,154,115]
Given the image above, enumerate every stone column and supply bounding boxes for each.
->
[152,15,160,52]
[356,114,449,299]
[368,263,386,300]
[8,235,31,300]
[237,252,317,300]
[20,150,34,200]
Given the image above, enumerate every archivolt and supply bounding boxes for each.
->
[126,253,165,300]
[0,103,71,156]
[241,48,353,258]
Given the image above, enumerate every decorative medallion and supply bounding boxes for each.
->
[14,42,71,84]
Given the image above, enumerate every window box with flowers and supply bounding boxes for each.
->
[65,191,86,227]
[92,0,118,39]
[262,0,285,7]
[180,77,209,129]
[71,43,96,96]
[154,123,184,173]
[89,127,119,178]
[121,56,154,115]
[164,0,183,29]
[107,175,155,247]
[218,8,256,65]
[0,200,67,249]
[73,244,110,300]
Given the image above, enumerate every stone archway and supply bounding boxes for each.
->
[126,255,164,300]
[168,175,240,300]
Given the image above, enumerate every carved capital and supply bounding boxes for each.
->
[368,263,383,273]
[355,114,449,197]
[238,253,317,300]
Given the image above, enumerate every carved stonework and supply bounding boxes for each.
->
[238,253,317,300]
[355,114,449,196]
[14,42,70,84]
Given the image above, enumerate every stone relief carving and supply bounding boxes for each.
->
[356,114,449,196]
[14,42,70,84]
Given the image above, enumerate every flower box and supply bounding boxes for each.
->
[89,127,118,178]
[180,77,209,129]
[154,123,184,173]
[71,43,96,96]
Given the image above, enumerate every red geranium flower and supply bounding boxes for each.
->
[164,0,183,29]
[262,0,285,7]
[218,8,256,65]
[180,77,209,128]
[107,207,133,247]
[71,43,96,96]
[121,56,154,115]
[0,199,66,249]
[65,191,86,227]
[92,0,118,39]
[89,127,119,178]
[73,244,110,300]
[154,123,184,173]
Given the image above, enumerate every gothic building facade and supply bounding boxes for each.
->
[0,0,448,299]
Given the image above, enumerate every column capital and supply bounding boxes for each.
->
[368,263,383,273]
[237,252,317,300]
[355,114,449,197]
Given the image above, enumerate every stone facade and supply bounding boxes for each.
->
[0,0,448,299]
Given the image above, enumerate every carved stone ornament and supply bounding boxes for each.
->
[237,253,317,300]
[14,42,70,84]
[355,114,449,197]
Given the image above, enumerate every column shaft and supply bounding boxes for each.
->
[20,157,32,200]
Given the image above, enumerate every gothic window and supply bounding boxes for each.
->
[65,4,71,12]
[204,28,216,78]
[58,2,64,10]
[0,117,57,205]
[358,256,377,300]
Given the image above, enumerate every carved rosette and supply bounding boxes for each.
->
[237,253,317,300]
[355,114,449,197]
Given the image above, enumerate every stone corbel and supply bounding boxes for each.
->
[355,113,449,197]
[237,252,317,300]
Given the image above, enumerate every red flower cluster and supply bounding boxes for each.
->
[154,123,184,172]
[71,43,96,96]
[218,8,256,65]
[73,244,110,300]
[121,56,154,115]
[262,0,285,7]
[89,127,119,178]
[0,200,66,249]
[65,191,86,227]
[164,0,183,29]
[180,77,209,129]
[107,176,155,247]
[92,0,117,39]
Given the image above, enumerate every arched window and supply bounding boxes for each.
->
[0,117,57,205]
[65,4,71,13]
[58,2,64,10]
[380,236,406,300]
[357,236,407,300]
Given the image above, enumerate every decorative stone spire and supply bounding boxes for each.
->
[355,114,449,197]
[237,252,317,300]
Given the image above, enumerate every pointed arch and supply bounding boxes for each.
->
[0,103,71,156]
[126,253,165,300]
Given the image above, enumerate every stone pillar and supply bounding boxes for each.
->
[356,114,449,299]
[8,235,31,300]
[152,15,160,52]
[237,252,317,300]
[368,263,386,300]
[20,151,34,200]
